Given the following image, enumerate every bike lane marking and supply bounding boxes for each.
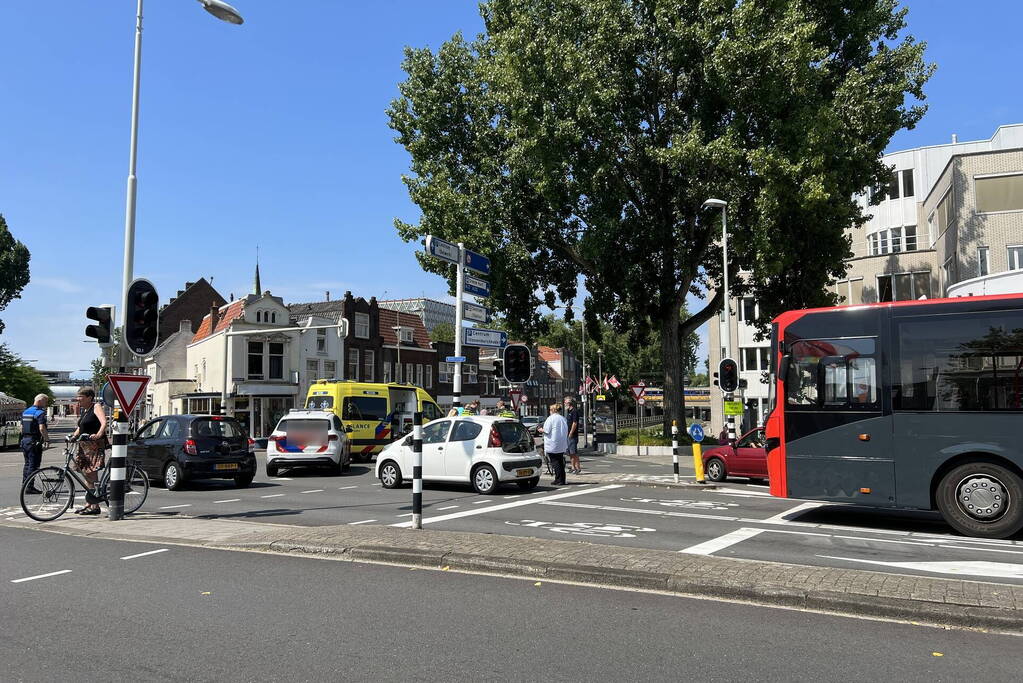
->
[390,484,625,527]
[11,569,72,583]
[121,548,169,560]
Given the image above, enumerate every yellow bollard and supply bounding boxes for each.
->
[692,441,706,484]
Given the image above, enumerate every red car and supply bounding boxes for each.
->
[702,427,768,483]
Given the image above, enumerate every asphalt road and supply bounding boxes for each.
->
[2,525,1020,682]
[5,445,1023,585]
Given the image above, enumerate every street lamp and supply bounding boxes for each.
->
[703,197,734,443]
[119,0,244,367]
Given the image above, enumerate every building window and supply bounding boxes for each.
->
[416,364,423,387]
[466,363,478,383]
[400,328,414,343]
[271,312,277,324]
[976,173,1023,213]
[247,341,264,379]
[355,313,370,339]
[759,347,771,372]
[740,348,757,372]
[978,247,990,277]
[878,272,931,302]
[439,362,453,383]
[887,172,900,200]
[317,328,326,353]
[363,350,375,382]
[405,363,414,384]
[348,349,359,381]
[324,360,336,378]
[383,361,391,383]
[1008,246,1023,271]
[904,225,917,252]
[943,255,957,289]
[307,359,319,382]
[425,365,433,389]
[739,297,756,322]
[268,342,284,380]
[901,169,914,198]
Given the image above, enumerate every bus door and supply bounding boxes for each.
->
[783,336,895,506]
[388,387,418,437]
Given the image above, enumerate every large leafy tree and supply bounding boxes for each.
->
[389,0,932,432]
[0,214,31,334]
[0,344,51,405]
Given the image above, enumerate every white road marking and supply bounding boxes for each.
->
[338,486,358,490]
[260,494,285,499]
[372,483,382,486]
[270,477,293,481]
[158,504,191,510]
[680,527,766,555]
[714,487,773,498]
[818,556,1023,580]
[391,484,625,528]
[436,505,459,511]
[472,500,492,504]
[301,489,324,494]
[348,519,376,525]
[937,544,1023,556]
[121,548,169,560]
[504,495,520,499]
[396,513,413,517]
[213,498,241,504]
[11,570,72,583]
[762,501,824,523]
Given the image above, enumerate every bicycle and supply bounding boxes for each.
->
[20,435,150,522]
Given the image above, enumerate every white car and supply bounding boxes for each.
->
[266,410,353,477]
[375,416,541,494]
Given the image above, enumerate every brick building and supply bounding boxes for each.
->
[158,278,226,344]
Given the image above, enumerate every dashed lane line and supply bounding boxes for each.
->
[680,527,765,555]
[472,500,492,504]
[260,494,285,499]
[436,505,459,511]
[158,504,191,510]
[338,486,358,490]
[348,519,376,525]
[11,570,72,583]
[396,513,413,518]
[213,499,241,504]
[301,489,325,494]
[121,548,169,560]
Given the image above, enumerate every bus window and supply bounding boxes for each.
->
[786,338,877,409]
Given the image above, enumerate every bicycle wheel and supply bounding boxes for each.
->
[123,464,150,514]
[20,467,75,522]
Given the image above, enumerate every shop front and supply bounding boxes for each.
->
[229,383,298,438]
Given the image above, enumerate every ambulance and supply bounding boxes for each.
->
[304,381,445,461]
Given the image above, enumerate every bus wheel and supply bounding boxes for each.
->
[936,462,1023,539]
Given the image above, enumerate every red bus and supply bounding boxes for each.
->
[765,293,1023,539]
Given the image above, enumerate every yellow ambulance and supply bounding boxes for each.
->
[304,381,445,461]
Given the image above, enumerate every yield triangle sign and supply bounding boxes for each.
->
[629,383,646,399]
[509,389,521,410]
[107,374,151,414]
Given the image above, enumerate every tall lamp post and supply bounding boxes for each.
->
[702,198,734,444]
[119,0,244,367]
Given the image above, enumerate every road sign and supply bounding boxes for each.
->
[445,356,466,363]
[462,327,508,348]
[638,397,646,405]
[688,423,705,443]
[425,235,460,265]
[462,301,489,323]
[463,248,491,276]
[100,382,115,407]
[509,389,521,410]
[107,374,151,414]
[520,394,528,404]
[463,273,491,298]
[595,394,606,401]
[723,400,744,416]
[629,383,646,399]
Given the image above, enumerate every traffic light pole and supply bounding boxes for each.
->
[453,243,465,409]
[108,405,129,521]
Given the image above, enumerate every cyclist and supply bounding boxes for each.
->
[20,394,49,494]
[69,387,108,515]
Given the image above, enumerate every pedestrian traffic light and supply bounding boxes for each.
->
[124,278,159,356]
[718,357,739,393]
[85,304,115,347]
[502,344,531,383]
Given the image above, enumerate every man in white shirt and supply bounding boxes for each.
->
[541,402,568,486]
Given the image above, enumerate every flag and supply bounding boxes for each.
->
[609,375,621,388]
[584,376,594,393]
[602,374,609,391]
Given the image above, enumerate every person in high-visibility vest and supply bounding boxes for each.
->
[495,399,516,418]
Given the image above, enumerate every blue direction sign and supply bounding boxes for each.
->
[445,356,466,363]
[688,423,705,443]
[462,327,508,348]
[425,235,460,265]
[463,273,491,298]
[463,248,490,276]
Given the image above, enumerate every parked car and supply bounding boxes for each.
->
[375,416,541,494]
[128,415,257,490]
[266,409,352,477]
[520,415,542,437]
[701,427,768,483]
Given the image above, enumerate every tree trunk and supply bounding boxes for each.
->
[660,306,685,439]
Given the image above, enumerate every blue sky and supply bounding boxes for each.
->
[1,1,1020,377]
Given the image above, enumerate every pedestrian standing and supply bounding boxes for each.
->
[70,387,108,516]
[541,402,568,486]
[20,394,49,493]
[495,399,516,418]
[563,397,581,474]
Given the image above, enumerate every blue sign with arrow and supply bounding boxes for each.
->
[463,273,491,298]
[688,423,705,443]
[445,356,466,363]
[463,248,490,275]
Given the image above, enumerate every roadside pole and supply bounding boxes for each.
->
[671,420,679,484]
[453,243,465,409]
[411,411,423,529]
[689,422,707,484]
[636,400,640,451]
[108,405,128,520]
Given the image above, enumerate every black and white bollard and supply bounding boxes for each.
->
[672,420,679,484]
[411,411,423,529]
[725,391,737,446]
[108,407,129,521]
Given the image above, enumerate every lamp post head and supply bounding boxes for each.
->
[702,198,727,209]
[199,0,244,24]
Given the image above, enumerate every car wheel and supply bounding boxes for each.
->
[472,465,499,495]
[517,476,540,491]
[164,461,185,491]
[266,462,279,478]
[234,473,254,488]
[379,460,402,489]
[936,461,1023,539]
[705,458,727,483]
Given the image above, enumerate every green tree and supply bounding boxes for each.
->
[429,322,456,343]
[0,344,51,405]
[389,0,931,432]
[0,214,31,334]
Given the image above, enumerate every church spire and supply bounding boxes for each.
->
[253,246,261,295]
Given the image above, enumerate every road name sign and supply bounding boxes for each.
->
[629,383,646,399]
[462,301,489,323]
[463,249,491,276]
[723,400,744,416]
[107,374,151,414]
[463,273,491,298]
[688,423,705,443]
[462,327,508,348]
[425,236,460,265]
[446,356,466,363]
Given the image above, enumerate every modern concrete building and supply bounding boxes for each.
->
[378,298,457,334]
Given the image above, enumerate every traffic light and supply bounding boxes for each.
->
[124,278,159,356]
[718,357,739,393]
[493,359,504,383]
[85,304,115,347]
[502,344,531,383]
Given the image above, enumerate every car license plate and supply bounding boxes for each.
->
[215,463,239,471]
[516,468,532,477]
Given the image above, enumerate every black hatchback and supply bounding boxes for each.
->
[128,415,257,490]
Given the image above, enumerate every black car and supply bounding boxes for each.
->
[128,414,257,490]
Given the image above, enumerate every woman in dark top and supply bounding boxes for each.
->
[70,387,108,515]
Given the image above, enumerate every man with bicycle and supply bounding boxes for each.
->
[21,394,49,494]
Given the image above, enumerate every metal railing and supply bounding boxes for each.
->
[615,414,664,430]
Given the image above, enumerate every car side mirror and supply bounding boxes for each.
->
[403,436,412,446]
[778,354,791,386]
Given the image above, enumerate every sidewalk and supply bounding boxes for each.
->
[9,511,1023,632]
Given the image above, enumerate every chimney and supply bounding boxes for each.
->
[952,133,958,144]
[229,293,234,302]
[179,319,192,333]
[325,291,330,301]
[209,306,219,332]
